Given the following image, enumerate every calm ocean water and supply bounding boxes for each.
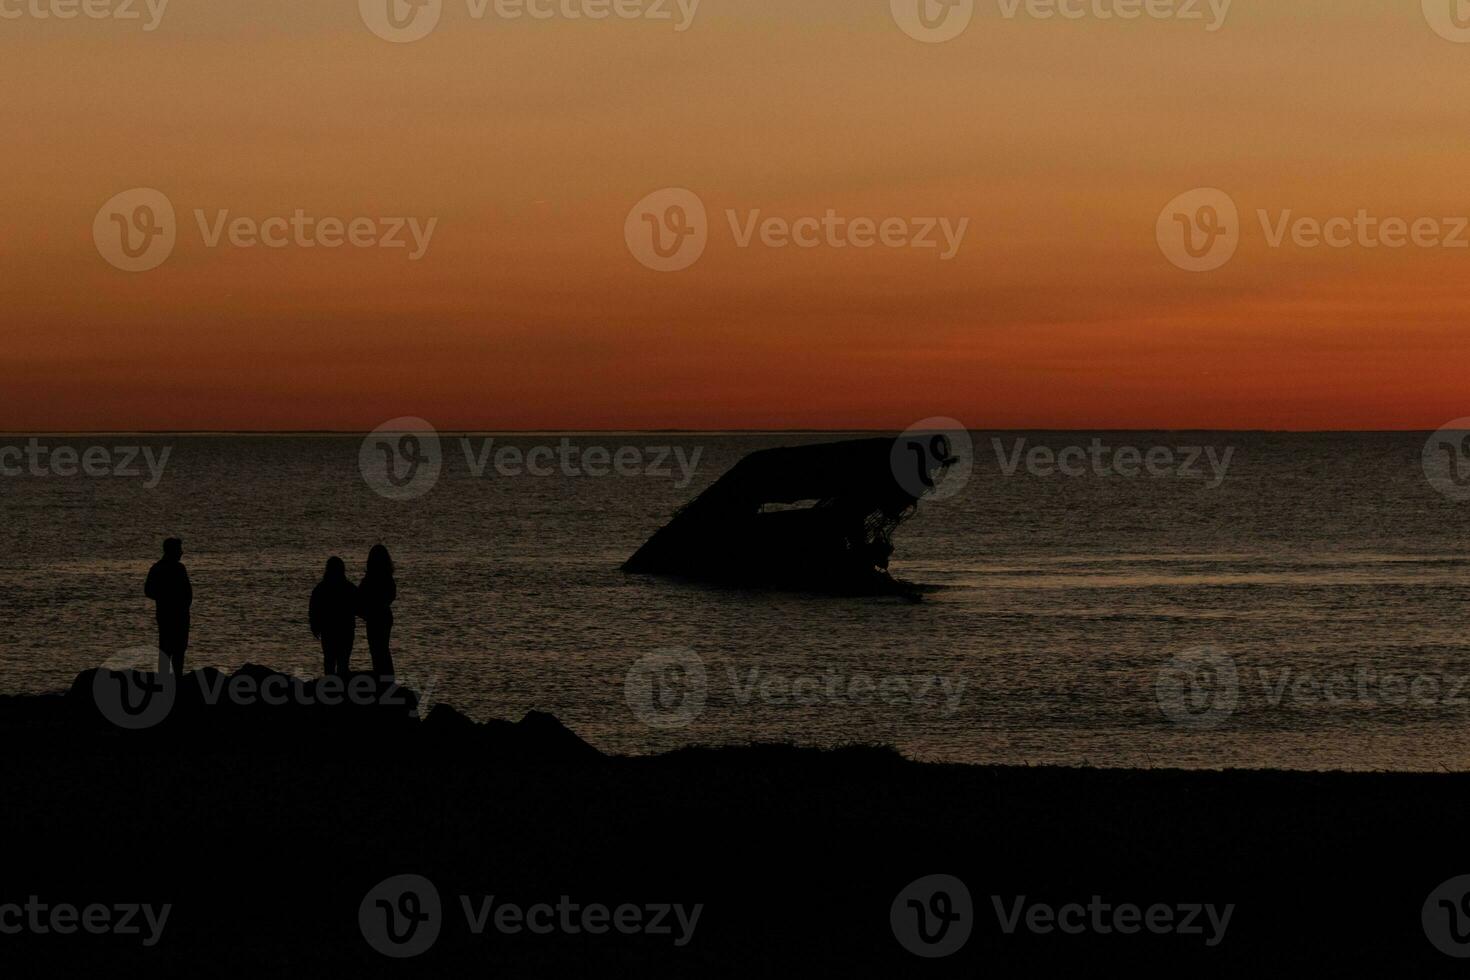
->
[2,430,1467,771]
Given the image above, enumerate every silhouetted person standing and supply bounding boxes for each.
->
[309,557,358,676]
[144,538,192,676]
[358,544,397,679]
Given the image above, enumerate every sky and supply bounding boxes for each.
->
[5,0,1470,431]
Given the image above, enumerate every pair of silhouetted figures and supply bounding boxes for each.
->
[309,545,397,678]
[144,538,399,680]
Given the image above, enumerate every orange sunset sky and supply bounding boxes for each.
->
[5,0,1470,431]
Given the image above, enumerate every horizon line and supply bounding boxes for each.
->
[0,427,1455,436]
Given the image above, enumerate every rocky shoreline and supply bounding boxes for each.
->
[0,665,1464,974]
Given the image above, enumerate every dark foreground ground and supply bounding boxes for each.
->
[0,665,1466,975]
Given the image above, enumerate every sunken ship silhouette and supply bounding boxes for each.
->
[623,436,956,595]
